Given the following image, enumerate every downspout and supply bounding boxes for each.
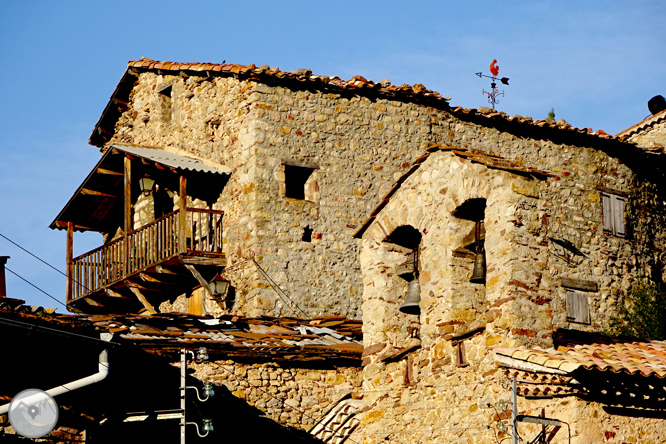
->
[0,332,112,415]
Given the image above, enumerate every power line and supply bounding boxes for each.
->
[0,232,67,278]
[250,255,310,319]
[4,267,67,308]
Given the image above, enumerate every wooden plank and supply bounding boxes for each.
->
[156,265,180,275]
[184,264,214,299]
[178,175,187,253]
[126,285,157,314]
[80,188,116,198]
[613,195,626,237]
[601,193,613,233]
[124,155,132,275]
[189,288,203,316]
[105,288,132,299]
[66,222,74,303]
[561,277,597,292]
[566,290,590,324]
[181,256,226,266]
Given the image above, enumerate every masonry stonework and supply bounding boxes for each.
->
[188,360,361,431]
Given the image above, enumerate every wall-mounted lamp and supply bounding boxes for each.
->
[139,176,156,195]
[208,275,230,298]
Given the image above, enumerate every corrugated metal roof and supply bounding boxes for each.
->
[110,144,230,176]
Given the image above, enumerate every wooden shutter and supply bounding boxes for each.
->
[601,193,613,233]
[601,192,626,237]
[566,290,591,324]
[612,195,626,237]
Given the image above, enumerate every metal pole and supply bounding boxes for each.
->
[181,349,186,444]
[512,378,517,444]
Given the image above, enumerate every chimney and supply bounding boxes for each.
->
[0,256,9,298]
[648,95,666,116]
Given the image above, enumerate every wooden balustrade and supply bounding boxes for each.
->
[68,208,224,301]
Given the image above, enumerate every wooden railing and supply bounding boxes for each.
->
[68,208,224,301]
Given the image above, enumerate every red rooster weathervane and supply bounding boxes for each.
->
[476,59,510,110]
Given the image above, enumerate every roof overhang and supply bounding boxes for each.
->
[50,145,230,233]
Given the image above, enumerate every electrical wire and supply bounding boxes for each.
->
[0,231,92,293]
[4,267,67,309]
[0,233,67,278]
[250,255,310,319]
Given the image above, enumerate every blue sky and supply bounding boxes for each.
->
[0,1,664,309]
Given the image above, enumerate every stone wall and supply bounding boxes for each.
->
[111,71,446,318]
[108,71,665,322]
[625,116,666,149]
[187,360,361,431]
[355,147,666,443]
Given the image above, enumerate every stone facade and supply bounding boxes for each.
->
[101,61,665,321]
[188,359,361,430]
[354,138,666,441]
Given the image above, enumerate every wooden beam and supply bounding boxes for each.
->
[96,168,123,176]
[185,264,214,300]
[181,256,227,266]
[105,288,132,299]
[126,284,157,314]
[140,272,172,284]
[66,222,73,303]
[155,265,180,275]
[124,155,132,275]
[178,175,187,253]
[80,188,116,198]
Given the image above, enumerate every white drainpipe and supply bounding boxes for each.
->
[0,333,112,415]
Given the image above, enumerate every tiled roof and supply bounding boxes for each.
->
[616,108,666,139]
[90,58,632,148]
[0,301,363,363]
[495,340,666,379]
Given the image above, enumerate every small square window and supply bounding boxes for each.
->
[566,290,591,324]
[601,192,626,237]
[284,164,316,200]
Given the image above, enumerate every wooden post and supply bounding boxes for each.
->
[66,222,74,303]
[0,256,9,298]
[178,175,187,253]
[124,155,132,275]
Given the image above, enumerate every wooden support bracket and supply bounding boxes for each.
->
[126,284,157,315]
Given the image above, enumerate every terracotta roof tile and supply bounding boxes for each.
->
[496,339,666,378]
[1,302,362,362]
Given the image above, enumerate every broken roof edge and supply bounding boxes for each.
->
[353,145,553,240]
[616,108,666,139]
[90,58,632,149]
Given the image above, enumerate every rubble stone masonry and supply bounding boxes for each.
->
[109,70,665,324]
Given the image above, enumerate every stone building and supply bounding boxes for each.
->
[351,99,666,442]
[51,58,665,323]
[45,58,666,442]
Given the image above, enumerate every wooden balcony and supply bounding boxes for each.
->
[67,208,225,313]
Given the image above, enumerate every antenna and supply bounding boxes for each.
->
[475,59,510,110]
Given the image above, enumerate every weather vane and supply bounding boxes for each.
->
[476,60,510,110]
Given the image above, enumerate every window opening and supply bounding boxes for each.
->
[601,192,626,237]
[302,226,312,242]
[284,164,315,200]
[455,341,469,367]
